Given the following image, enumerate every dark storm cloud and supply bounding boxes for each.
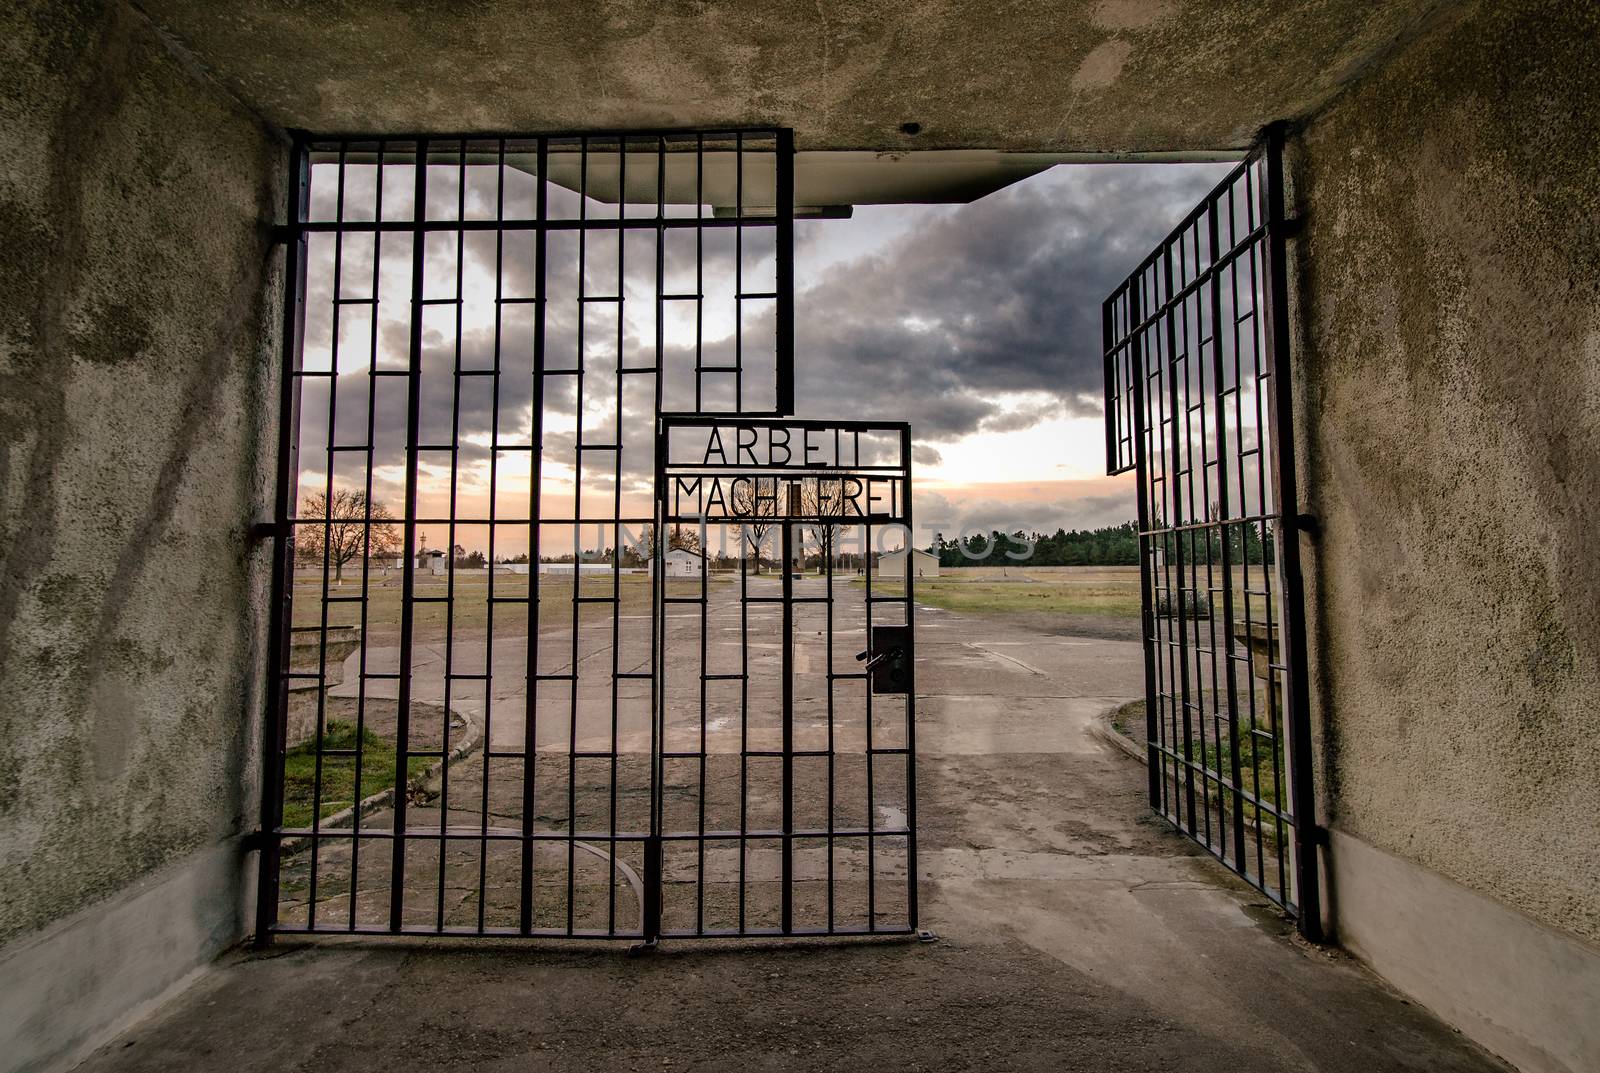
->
[296,159,1229,519]
[792,162,1233,440]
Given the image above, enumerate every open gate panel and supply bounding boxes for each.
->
[1101,127,1321,937]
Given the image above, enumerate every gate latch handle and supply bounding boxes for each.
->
[855,647,901,673]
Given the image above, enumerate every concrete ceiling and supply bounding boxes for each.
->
[139,0,1444,154]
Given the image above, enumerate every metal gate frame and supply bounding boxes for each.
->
[653,416,920,940]
[1101,123,1321,939]
[256,128,800,942]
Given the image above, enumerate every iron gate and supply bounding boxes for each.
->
[655,417,918,938]
[258,128,920,943]
[262,130,928,946]
[1101,125,1321,938]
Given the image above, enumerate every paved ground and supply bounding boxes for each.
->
[80,594,1510,1072]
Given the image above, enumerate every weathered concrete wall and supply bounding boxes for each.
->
[1296,0,1600,945]
[133,0,1443,154]
[1294,0,1600,1065]
[0,0,283,1061]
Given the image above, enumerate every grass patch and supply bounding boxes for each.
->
[293,573,716,646]
[863,566,1143,618]
[1108,696,1284,817]
[282,720,433,828]
[1112,697,1142,737]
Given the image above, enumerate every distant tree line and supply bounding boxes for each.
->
[929,519,1274,568]
[929,523,1139,567]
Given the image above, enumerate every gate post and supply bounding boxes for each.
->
[255,140,309,948]
[1260,120,1323,942]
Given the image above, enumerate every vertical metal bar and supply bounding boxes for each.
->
[567,135,588,936]
[519,137,548,936]
[775,129,795,416]
[255,138,310,947]
[649,422,668,941]
[389,138,429,933]
[825,509,837,933]
[306,145,349,930]
[696,406,710,932]
[478,138,507,933]
[645,136,668,946]
[1176,226,1215,853]
[864,505,876,930]
[1260,122,1322,941]
[1103,291,1121,475]
[734,132,744,411]
[1207,192,1249,873]
[1239,162,1270,887]
[435,138,468,932]
[1247,154,1289,902]
[643,134,668,940]
[780,518,793,934]
[693,134,704,413]
[607,138,626,936]
[1161,245,1197,834]
[349,139,388,929]
[900,426,919,928]
[738,492,749,933]
[1109,283,1163,813]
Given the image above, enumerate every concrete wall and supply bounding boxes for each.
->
[135,0,1444,154]
[0,0,283,1068]
[1294,1,1600,1069]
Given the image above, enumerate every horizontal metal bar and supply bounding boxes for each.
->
[659,415,912,434]
[271,923,646,939]
[292,216,781,235]
[656,827,910,841]
[271,828,653,841]
[660,925,916,939]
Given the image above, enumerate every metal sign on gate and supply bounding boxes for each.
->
[653,417,919,938]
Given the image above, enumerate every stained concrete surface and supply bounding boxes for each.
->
[81,605,1509,1073]
[1294,0,1600,945]
[0,0,282,946]
[131,0,1447,153]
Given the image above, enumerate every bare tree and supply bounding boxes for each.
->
[802,476,846,572]
[299,490,401,584]
[730,476,776,573]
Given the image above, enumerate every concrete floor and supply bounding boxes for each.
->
[80,600,1509,1072]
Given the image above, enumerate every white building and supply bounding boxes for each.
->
[652,547,704,578]
[877,547,939,578]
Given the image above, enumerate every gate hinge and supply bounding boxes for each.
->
[1277,214,1307,239]
[269,223,297,245]
[241,828,268,852]
[1294,512,1321,539]
[250,520,288,543]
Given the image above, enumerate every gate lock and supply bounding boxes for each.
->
[855,624,911,695]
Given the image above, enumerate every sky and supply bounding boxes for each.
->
[295,157,1235,558]
[790,161,1234,543]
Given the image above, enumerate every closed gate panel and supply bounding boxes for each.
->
[260,130,793,940]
